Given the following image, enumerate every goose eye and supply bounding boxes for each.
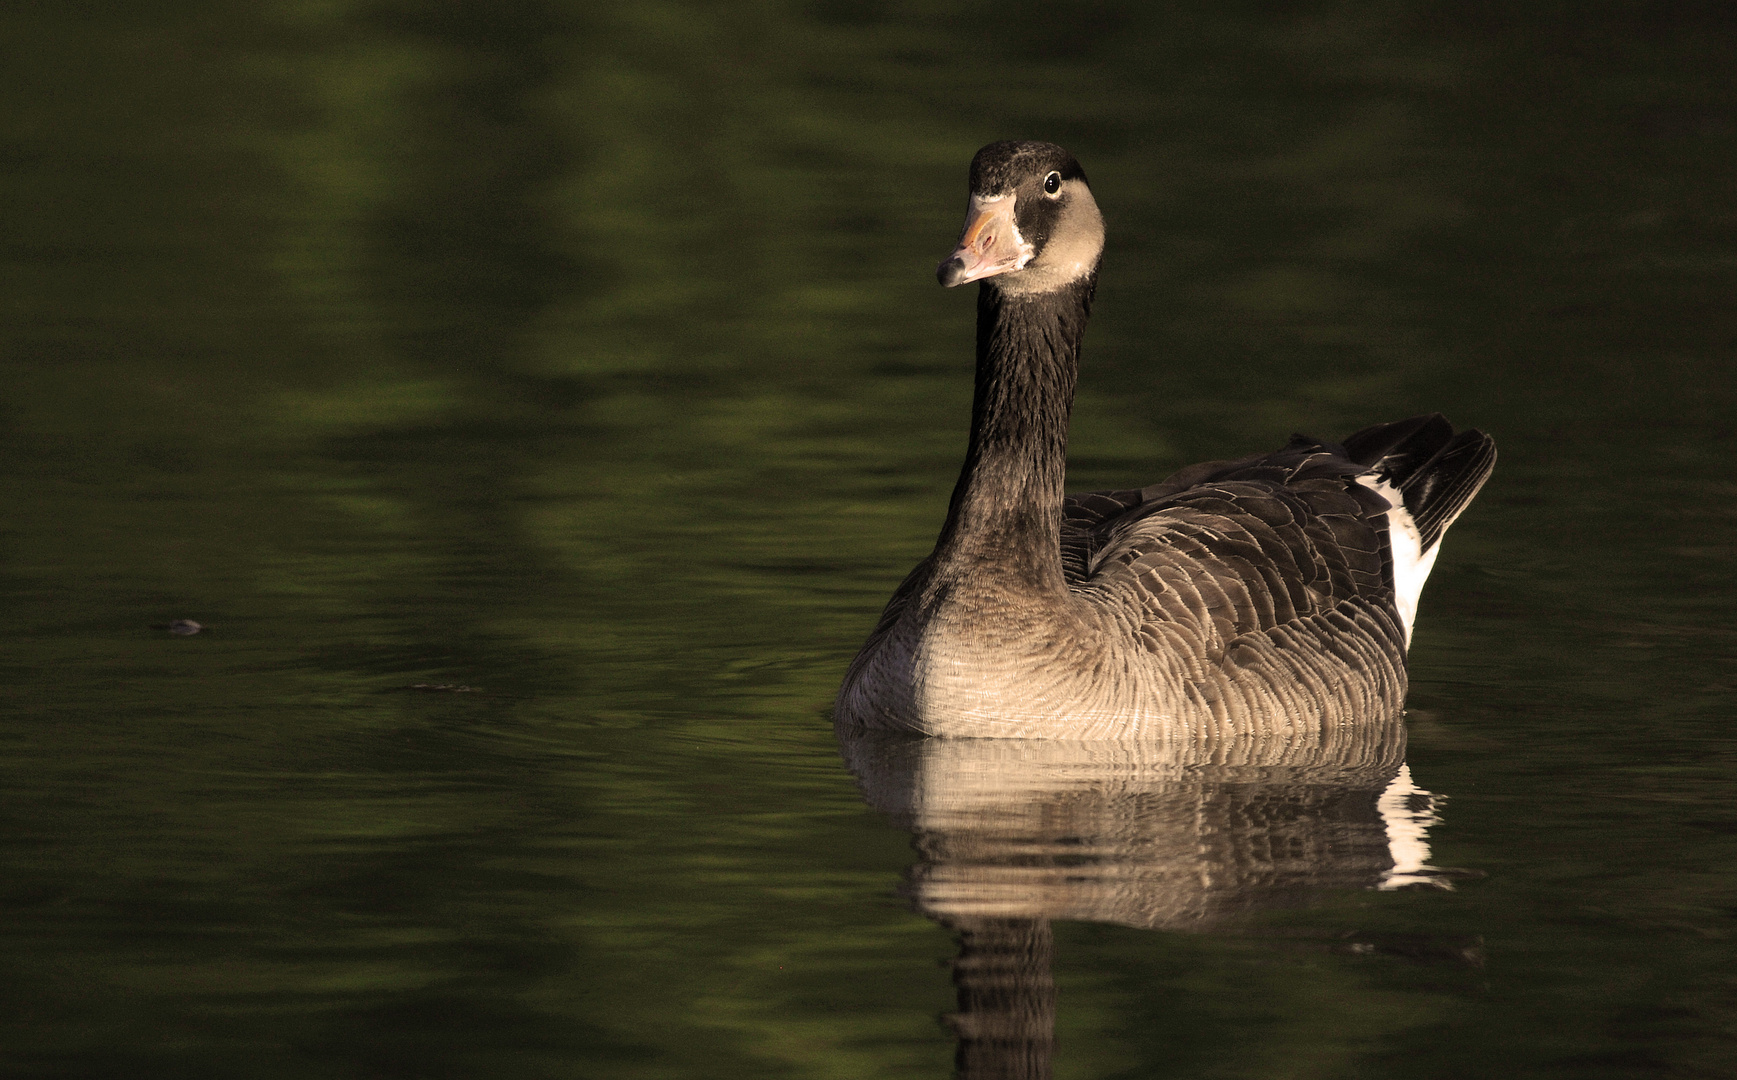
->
[1043,172,1062,195]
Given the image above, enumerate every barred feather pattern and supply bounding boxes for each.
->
[836,428,1490,740]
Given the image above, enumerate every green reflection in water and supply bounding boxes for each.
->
[1,1,1734,1077]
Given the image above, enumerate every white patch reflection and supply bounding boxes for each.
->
[1378,763,1451,890]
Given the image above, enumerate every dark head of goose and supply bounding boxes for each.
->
[936,140,1105,296]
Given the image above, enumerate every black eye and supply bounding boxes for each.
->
[1043,172,1062,195]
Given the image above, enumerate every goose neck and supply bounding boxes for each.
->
[930,277,1093,591]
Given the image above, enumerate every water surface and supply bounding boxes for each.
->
[3,3,1735,1077]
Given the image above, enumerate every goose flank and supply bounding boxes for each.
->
[834,141,1495,739]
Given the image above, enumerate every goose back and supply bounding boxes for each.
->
[838,416,1494,739]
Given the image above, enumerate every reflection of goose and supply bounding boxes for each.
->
[841,720,1439,931]
[835,141,1495,738]
[839,725,1466,1077]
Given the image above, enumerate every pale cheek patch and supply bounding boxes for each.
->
[995,179,1105,296]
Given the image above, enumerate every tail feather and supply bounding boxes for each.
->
[1343,414,1496,551]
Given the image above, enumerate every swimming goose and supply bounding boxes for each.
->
[834,140,1495,739]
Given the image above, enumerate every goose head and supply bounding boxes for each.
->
[936,141,1105,296]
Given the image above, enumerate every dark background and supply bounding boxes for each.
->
[3,2,1734,1077]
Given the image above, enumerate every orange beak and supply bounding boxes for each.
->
[937,195,1031,287]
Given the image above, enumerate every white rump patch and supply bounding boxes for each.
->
[1357,474,1437,645]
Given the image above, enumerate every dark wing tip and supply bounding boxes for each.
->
[1341,414,1453,471]
[1401,429,1497,551]
[1342,415,1495,551]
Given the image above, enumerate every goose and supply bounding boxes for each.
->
[834,140,1495,739]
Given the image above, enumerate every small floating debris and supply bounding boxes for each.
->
[407,683,478,693]
[151,619,205,635]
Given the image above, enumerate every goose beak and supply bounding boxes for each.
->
[937,194,1032,287]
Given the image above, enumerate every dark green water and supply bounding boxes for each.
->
[4,2,1735,1077]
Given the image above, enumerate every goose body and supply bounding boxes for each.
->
[834,142,1495,740]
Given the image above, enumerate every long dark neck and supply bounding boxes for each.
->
[930,276,1095,594]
